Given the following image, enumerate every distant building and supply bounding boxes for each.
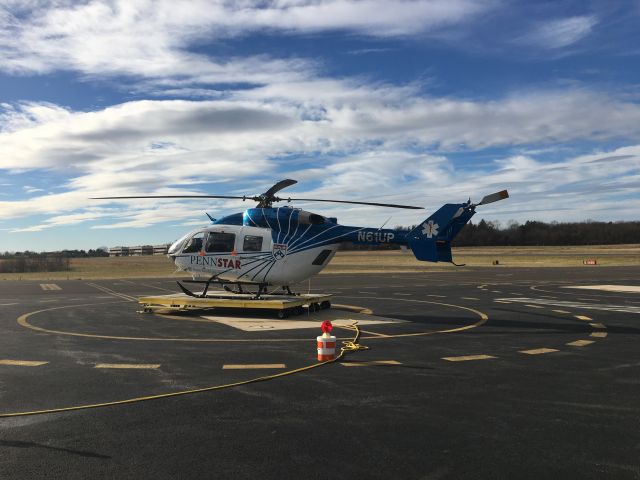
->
[109,244,170,257]
[153,244,169,255]
[109,246,130,257]
[129,245,154,256]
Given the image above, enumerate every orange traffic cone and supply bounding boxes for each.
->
[317,320,336,361]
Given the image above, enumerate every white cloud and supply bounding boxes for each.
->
[3,86,640,178]
[520,15,597,49]
[0,0,492,82]
[1,81,640,230]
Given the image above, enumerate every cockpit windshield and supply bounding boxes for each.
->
[168,233,189,255]
[168,230,203,255]
[182,232,205,253]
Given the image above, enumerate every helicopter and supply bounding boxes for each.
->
[93,179,508,298]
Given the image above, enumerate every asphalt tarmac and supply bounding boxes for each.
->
[0,266,639,479]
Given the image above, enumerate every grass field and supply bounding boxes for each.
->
[1,244,638,280]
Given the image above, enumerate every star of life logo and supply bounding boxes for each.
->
[421,220,439,238]
[272,243,288,260]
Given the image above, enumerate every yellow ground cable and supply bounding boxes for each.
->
[0,325,367,419]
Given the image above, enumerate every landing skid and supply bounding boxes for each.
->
[177,280,297,299]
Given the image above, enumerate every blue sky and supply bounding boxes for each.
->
[1,0,639,251]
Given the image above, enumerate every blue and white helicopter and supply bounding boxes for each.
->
[95,179,508,298]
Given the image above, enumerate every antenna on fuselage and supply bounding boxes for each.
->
[378,216,392,230]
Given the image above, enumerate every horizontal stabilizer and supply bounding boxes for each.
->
[478,190,509,206]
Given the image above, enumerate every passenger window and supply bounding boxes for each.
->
[205,232,236,253]
[243,235,263,252]
[182,232,205,253]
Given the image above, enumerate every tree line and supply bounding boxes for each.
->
[451,220,640,246]
[0,248,109,258]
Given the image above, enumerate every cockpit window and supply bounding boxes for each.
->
[243,235,263,252]
[205,232,236,253]
[182,232,205,254]
[168,232,191,255]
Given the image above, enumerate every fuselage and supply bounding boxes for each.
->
[168,206,409,286]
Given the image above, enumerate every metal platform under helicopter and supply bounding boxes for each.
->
[138,290,332,318]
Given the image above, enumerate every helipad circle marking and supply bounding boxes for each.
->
[16,298,488,342]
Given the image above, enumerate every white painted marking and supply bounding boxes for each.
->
[553,309,571,314]
[589,323,606,329]
[40,283,61,291]
[575,315,592,321]
[393,293,412,296]
[427,294,446,298]
[496,297,640,314]
[564,285,640,294]
[519,348,559,355]
[223,364,286,370]
[201,311,404,332]
[95,363,160,369]
[525,304,544,309]
[0,359,49,366]
[590,332,608,338]
[566,340,595,347]
[494,300,512,304]
[0,303,18,306]
[442,354,496,362]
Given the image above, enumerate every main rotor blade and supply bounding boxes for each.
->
[90,195,253,200]
[263,179,297,197]
[283,197,424,209]
[478,190,509,206]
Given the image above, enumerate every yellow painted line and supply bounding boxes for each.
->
[575,315,592,321]
[553,309,571,314]
[519,348,559,355]
[0,359,49,367]
[40,284,61,291]
[332,304,374,315]
[590,332,608,338]
[589,323,606,329]
[223,364,286,370]
[566,340,595,347]
[441,354,496,362]
[95,363,160,369]
[333,324,389,338]
[341,360,402,367]
[524,304,544,309]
